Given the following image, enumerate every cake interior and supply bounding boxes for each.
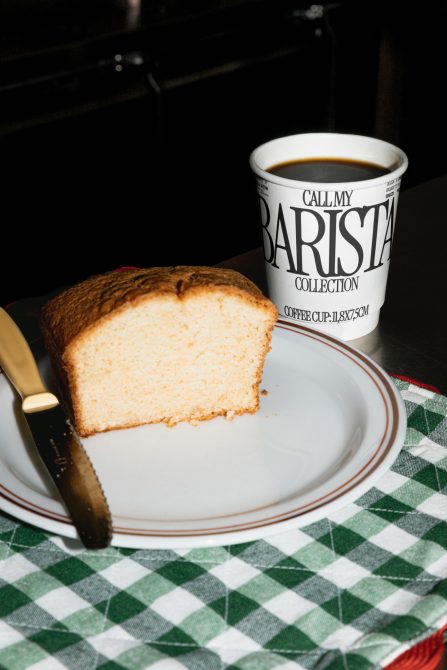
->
[68,290,274,435]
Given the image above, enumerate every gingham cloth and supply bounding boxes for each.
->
[1,379,446,670]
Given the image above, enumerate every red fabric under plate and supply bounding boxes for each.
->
[385,626,446,670]
[390,374,441,395]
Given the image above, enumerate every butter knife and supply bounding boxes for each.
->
[0,307,112,549]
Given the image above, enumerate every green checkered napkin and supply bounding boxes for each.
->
[1,379,447,670]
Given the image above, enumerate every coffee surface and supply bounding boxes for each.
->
[267,157,390,183]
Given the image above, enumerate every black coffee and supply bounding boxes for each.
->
[266,157,390,183]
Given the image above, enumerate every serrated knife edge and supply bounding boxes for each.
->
[0,307,112,549]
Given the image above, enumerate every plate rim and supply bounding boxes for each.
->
[0,317,406,548]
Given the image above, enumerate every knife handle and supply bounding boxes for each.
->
[0,308,59,413]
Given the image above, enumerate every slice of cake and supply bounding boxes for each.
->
[40,266,278,437]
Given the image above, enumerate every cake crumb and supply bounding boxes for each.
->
[261,389,268,396]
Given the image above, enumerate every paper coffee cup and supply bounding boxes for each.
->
[250,133,408,340]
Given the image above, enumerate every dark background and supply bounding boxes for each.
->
[0,0,445,306]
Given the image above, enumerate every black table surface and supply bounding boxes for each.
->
[220,174,447,396]
[6,174,447,396]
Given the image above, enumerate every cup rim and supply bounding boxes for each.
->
[249,132,409,190]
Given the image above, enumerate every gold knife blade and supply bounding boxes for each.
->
[0,307,112,549]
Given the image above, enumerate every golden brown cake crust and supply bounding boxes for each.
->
[40,266,277,356]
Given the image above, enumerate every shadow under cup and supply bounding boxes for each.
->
[250,133,408,340]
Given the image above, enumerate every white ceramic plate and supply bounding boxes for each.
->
[0,319,406,549]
